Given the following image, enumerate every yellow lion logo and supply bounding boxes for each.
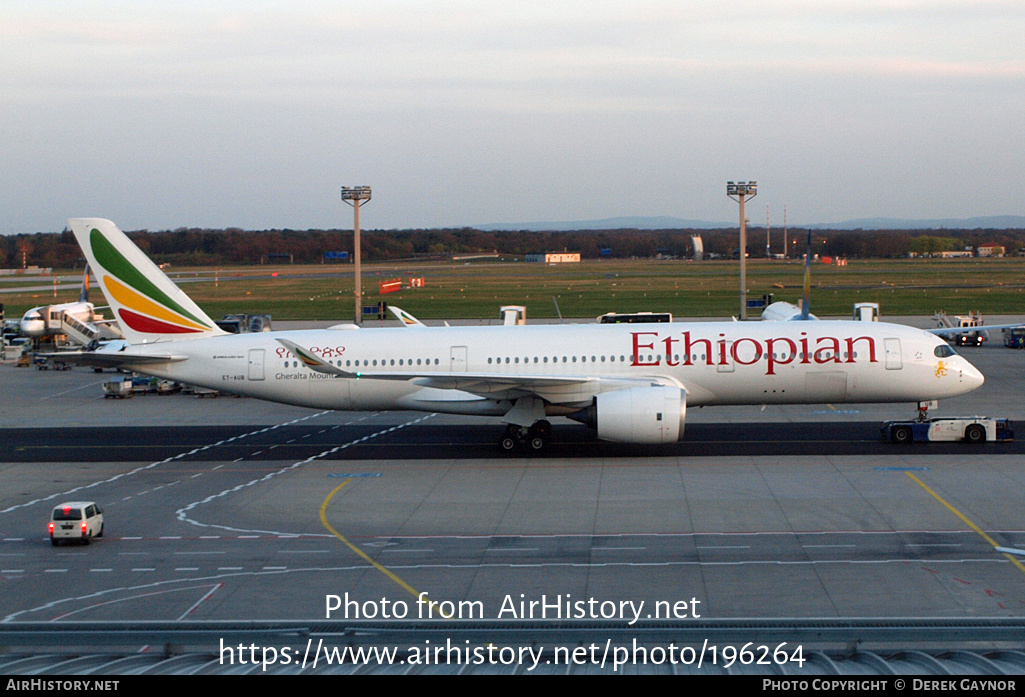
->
[935,361,948,378]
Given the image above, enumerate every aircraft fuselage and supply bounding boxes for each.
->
[123,319,982,413]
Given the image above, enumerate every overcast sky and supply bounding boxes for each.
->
[2,1,1023,233]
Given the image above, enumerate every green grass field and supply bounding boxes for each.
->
[4,257,1025,322]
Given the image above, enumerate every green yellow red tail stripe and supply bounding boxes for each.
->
[68,218,224,344]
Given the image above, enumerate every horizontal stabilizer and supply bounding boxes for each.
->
[35,342,186,369]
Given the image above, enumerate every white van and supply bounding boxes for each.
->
[49,501,104,546]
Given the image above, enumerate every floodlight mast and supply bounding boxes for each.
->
[726,181,757,319]
[341,186,372,325]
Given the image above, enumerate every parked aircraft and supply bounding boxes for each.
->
[19,270,95,339]
[18,268,119,347]
[64,218,985,452]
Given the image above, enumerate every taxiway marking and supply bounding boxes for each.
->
[905,472,1025,578]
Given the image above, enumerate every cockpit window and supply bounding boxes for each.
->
[934,344,957,358]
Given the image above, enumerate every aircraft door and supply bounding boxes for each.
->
[248,348,266,381]
[450,346,467,372]
[883,338,902,370]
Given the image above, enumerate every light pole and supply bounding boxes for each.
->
[727,181,757,319]
[341,186,372,324]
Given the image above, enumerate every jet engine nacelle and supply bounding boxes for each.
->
[572,385,686,444]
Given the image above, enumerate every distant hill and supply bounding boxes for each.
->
[478,216,729,231]
[479,215,1025,232]
[808,216,1025,230]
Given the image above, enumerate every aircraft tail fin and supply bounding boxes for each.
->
[801,228,812,320]
[78,265,90,304]
[389,306,425,327]
[67,218,226,344]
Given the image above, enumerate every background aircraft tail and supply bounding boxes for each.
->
[78,265,90,304]
[801,228,812,320]
[68,218,225,344]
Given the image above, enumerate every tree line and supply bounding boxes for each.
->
[3,226,1024,269]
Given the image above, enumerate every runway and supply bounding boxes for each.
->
[1,339,1024,652]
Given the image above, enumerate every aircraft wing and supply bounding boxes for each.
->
[927,323,1024,337]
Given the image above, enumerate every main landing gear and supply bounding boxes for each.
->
[500,420,553,454]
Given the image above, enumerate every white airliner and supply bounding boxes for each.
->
[20,270,97,339]
[65,218,985,452]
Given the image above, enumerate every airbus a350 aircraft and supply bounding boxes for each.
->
[65,218,985,452]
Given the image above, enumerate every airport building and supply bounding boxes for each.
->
[525,252,581,263]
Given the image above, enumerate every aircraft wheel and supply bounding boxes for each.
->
[891,426,913,444]
[500,435,519,453]
[964,424,986,443]
[527,436,546,453]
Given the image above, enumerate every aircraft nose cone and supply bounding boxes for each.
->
[962,359,985,390]
[20,318,44,337]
